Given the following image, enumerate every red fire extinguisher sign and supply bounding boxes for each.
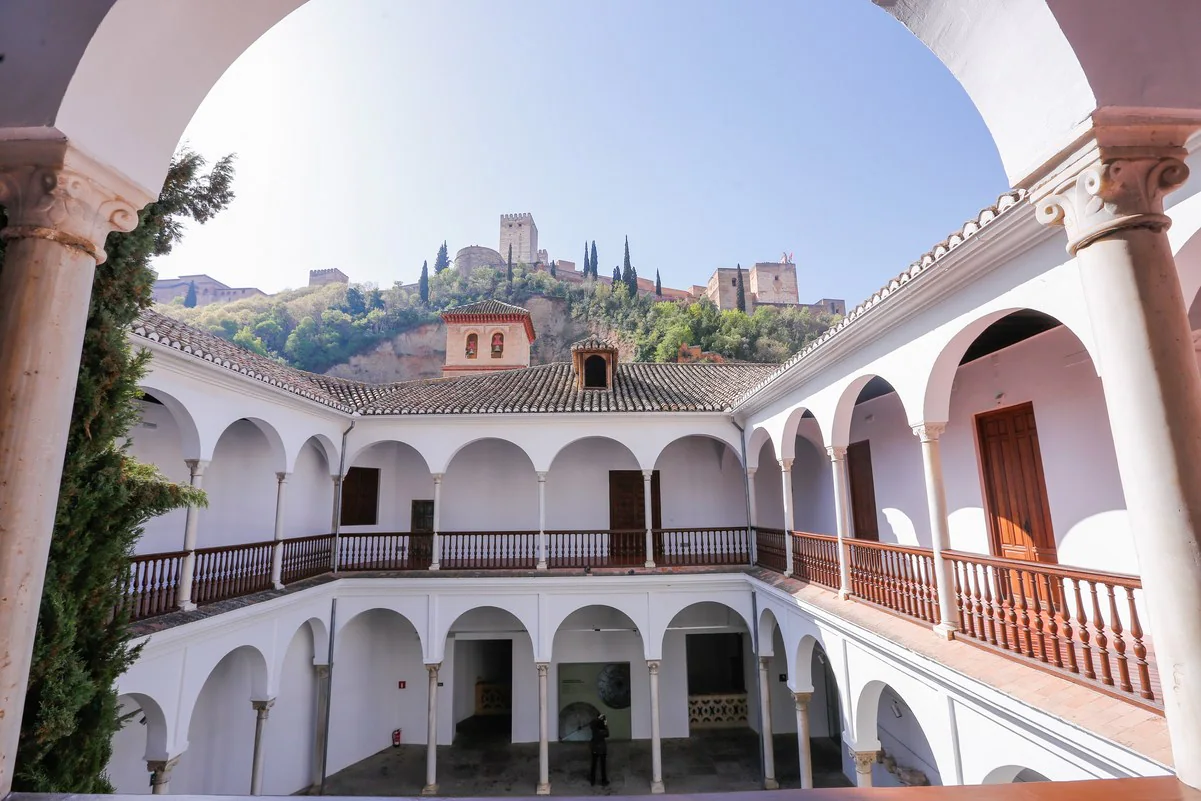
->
[392,729,402,747]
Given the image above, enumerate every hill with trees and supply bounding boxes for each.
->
[160,262,840,377]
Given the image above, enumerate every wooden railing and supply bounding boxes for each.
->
[122,551,186,621]
[192,541,274,605]
[545,529,645,568]
[337,532,429,571]
[753,527,787,573]
[846,539,940,625]
[281,534,334,583]
[945,550,1155,702]
[790,531,841,590]
[439,531,539,570]
[654,527,750,566]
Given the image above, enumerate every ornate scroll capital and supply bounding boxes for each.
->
[793,691,812,711]
[147,756,181,784]
[315,664,331,680]
[536,662,549,677]
[0,140,151,264]
[1035,156,1189,254]
[778,457,794,473]
[251,697,275,718]
[851,750,879,773]
[911,423,946,443]
[647,659,661,675]
[826,446,847,462]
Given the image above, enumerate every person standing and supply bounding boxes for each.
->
[589,713,610,786]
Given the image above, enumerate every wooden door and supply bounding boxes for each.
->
[410,500,434,569]
[608,471,661,564]
[846,441,879,541]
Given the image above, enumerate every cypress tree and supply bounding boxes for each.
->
[736,263,747,313]
[506,243,514,282]
[419,260,430,304]
[583,242,590,278]
[623,235,632,277]
[626,263,639,296]
[591,241,598,280]
[613,265,622,285]
[655,269,662,296]
[434,240,450,274]
[550,260,557,278]
[183,280,197,307]
[6,149,220,792]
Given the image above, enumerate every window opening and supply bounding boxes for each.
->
[584,354,608,389]
[491,332,505,357]
[466,333,478,359]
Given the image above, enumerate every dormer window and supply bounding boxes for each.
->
[466,333,478,359]
[571,337,618,391]
[584,355,607,388]
[491,332,505,357]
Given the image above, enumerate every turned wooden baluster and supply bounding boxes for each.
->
[1072,579,1094,679]
[1040,573,1063,668]
[981,564,998,645]
[1108,584,1132,693]
[1091,582,1114,686]
[972,564,987,638]
[1029,570,1049,663]
[1014,574,1033,658]
[1125,588,1153,700]
[1060,578,1078,674]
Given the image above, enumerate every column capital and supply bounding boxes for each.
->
[185,459,209,478]
[425,662,441,676]
[275,471,291,483]
[0,140,151,264]
[826,446,846,462]
[851,750,878,773]
[911,423,946,443]
[758,655,772,670]
[1034,153,1189,255]
[778,457,794,472]
[646,659,661,675]
[147,756,180,783]
[793,690,812,710]
[536,471,548,483]
[331,474,342,486]
[315,663,330,679]
[431,473,444,485]
[745,466,757,478]
[642,469,654,480]
[251,697,275,717]
[536,662,549,677]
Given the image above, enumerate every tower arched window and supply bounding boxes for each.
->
[491,332,505,357]
[584,355,608,389]
[465,333,478,359]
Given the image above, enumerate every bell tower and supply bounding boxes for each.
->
[499,213,539,265]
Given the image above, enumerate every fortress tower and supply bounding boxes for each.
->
[499,212,539,265]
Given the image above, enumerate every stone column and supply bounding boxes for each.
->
[913,425,958,637]
[746,468,758,565]
[852,750,877,788]
[536,472,548,570]
[329,474,342,571]
[311,664,331,790]
[757,656,778,789]
[1035,149,1201,786]
[270,472,289,589]
[643,469,656,568]
[147,756,180,795]
[827,447,853,599]
[423,663,440,794]
[779,458,795,576]
[793,691,813,789]
[176,459,209,610]
[430,474,443,571]
[647,660,665,793]
[536,662,550,795]
[250,698,275,795]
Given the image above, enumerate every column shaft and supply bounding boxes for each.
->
[536,663,550,794]
[271,472,289,589]
[828,448,852,598]
[329,475,342,571]
[250,698,274,795]
[312,664,331,790]
[423,664,439,794]
[536,473,548,570]
[779,459,794,576]
[794,692,813,789]
[746,468,758,566]
[648,660,664,793]
[643,470,656,568]
[176,460,208,610]
[758,657,778,789]
[914,426,958,636]
[430,475,443,571]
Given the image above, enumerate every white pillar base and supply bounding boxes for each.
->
[837,590,850,601]
[421,784,439,795]
[180,601,197,612]
[536,561,547,571]
[933,622,957,640]
[650,781,665,794]
[644,560,655,569]
[764,778,779,790]
[536,783,550,795]
[429,563,440,571]
[273,581,284,591]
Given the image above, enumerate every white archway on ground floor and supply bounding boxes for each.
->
[983,765,1051,784]
[852,679,947,787]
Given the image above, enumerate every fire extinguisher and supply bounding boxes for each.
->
[392,729,402,748]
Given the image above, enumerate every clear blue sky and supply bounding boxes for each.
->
[152,0,1006,308]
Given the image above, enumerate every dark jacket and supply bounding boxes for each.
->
[589,717,610,754]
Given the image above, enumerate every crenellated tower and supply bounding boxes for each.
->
[499,212,539,265]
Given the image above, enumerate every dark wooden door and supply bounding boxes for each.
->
[846,441,878,541]
[410,500,434,569]
[609,471,661,564]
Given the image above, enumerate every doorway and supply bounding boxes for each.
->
[452,639,513,744]
[976,402,1057,565]
[685,633,748,732]
[608,470,661,564]
[846,441,879,540]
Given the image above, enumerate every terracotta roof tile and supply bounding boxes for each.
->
[441,299,531,316]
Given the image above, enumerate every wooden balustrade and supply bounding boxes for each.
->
[192,541,275,605]
[790,531,840,589]
[338,533,428,571]
[945,550,1155,703]
[281,534,335,583]
[122,551,186,621]
[754,527,787,573]
[654,527,749,566]
[440,531,539,569]
[846,539,939,624]
[545,529,646,568]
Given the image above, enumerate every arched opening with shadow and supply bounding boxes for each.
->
[259,620,325,795]
[854,680,942,788]
[551,606,645,745]
[171,645,270,795]
[660,601,754,737]
[544,436,642,568]
[201,418,288,549]
[445,606,536,746]
[797,640,850,788]
[652,435,748,567]
[443,437,537,535]
[106,692,170,793]
[285,435,338,540]
[128,387,202,554]
[983,765,1051,784]
[339,440,435,570]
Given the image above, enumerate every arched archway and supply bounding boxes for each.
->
[443,606,536,745]
[128,386,205,554]
[853,680,942,788]
[106,692,170,793]
[651,435,747,564]
[545,436,640,532]
[443,438,537,533]
[983,765,1051,784]
[285,436,338,541]
[260,621,325,795]
[200,418,289,548]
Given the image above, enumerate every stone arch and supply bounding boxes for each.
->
[649,432,744,471]
[828,373,911,449]
[441,437,537,531]
[852,679,946,785]
[757,606,780,656]
[546,435,639,474]
[982,765,1051,784]
[746,426,773,471]
[652,599,754,663]
[336,605,427,659]
[548,602,647,661]
[434,602,538,663]
[136,384,204,461]
[345,436,432,474]
[441,435,536,475]
[792,634,823,692]
[119,691,170,760]
[214,415,289,474]
[296,433,339,475]
[921,306,1101,425]
[778,405,820,461]
[271,616,329,682]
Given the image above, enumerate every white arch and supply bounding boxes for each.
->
[851,678,949,785]
[546,435,640,475]
[778,405,821,461]
[982,765,1051,784]
[650,432,744,471]
[433,602,538,664]
[827,373,909,449]
[546,601,648,662]
[136,384,205,461]
[294,433,339,475]
[441,436,537,476]
[651,598,753,664]
[176,643,271,751]
[344,437,432,475]
[212,416,289,474]
[117,691,171,761]
[336,605,427,661]
[746,426,773,471]
[270,616,330,683]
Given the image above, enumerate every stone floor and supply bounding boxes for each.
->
[321,720,851,797]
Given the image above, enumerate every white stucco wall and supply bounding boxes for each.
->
[262,626,319,795]
[287,439,336,537]
[656,437,746,528]
[200,421,279,547]
[442,439,538,531]
[127,400,190,554]
[545,438,639,530]
[342,442,433,533]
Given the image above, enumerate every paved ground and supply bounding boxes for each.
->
[321,719,851,796]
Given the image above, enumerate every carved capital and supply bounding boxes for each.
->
[1035,156,1189,254]
[536,471,548,483]
[642,469,654,480]
[536,662,549,677]
[252,697,275,719]
[778,457,794,473]
[793,691,812,711]
[185,459,208,480]
[745,467,757,479]
[647,659,661,675]
[758,655,772,671]
[431,473,444,485]
[852,750,879,773]
[147,756,180,784]
[426,663,441,678]
[315,664,331,680]
[276,471,290,484]
[0,141,149,263]
[911,423,946,443]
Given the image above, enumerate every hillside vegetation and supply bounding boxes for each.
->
[160,265,840,375]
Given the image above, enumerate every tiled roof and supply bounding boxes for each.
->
[357,362,779,415]
[441,299,531,316]
[571,337,617,351]
[132,309,775,415]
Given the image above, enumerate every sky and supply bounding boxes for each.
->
[152,0,1007,308]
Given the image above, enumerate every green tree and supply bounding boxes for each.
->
[591,241,598,279]
[5,149,223,793]
[612,265,622,284]
[507,243,514,282]
[550,260,557,278]
[583,242,590,278]
[344,285,366,315]
[434,240,450,274]
[183,280,197,308]
[623,235,632,278]
[233,325,268,355]
[736,263,746,313]
[367,286,384,310]
[419,260,430,305]
[655,270,662,296]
